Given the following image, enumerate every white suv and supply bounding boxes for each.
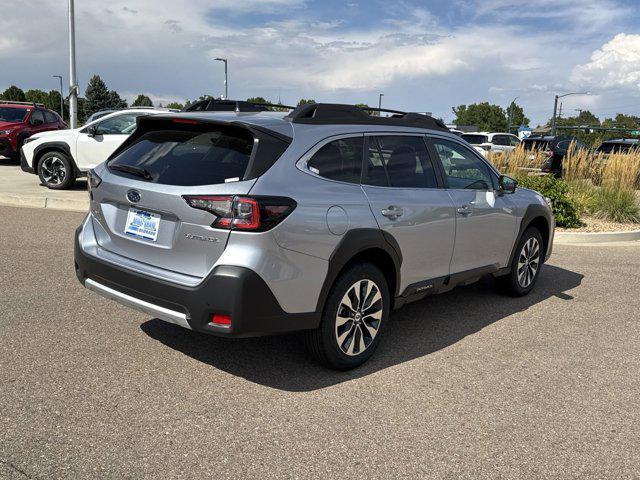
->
[20,108,171,189]
[461,132,520,157]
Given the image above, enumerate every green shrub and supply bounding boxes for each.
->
[514,175,583,228]
[590,186,640,223]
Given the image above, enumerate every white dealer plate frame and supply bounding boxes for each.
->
[124,208,160,242]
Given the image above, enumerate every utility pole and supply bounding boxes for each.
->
[378,93,384,117]
[215,58,228,99]
[551,92,589,136]
[558,102,563,120]
[52,75,64,121]
[68,0,78,128]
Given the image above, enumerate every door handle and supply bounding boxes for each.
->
[381,206,403,219]
[457,204,472,216]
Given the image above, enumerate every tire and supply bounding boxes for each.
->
[496,227,544,297]
[38,151,76,190]
[306,262,390,370]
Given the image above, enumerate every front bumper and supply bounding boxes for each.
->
[20,150,35,173]
[74,226,319,337]
[0,137,15,157]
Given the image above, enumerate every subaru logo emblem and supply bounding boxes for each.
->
[127,190,141,203]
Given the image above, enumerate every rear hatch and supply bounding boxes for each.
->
[89,116,290,280]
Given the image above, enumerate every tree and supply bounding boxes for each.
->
[246,96,268,105]
[166,102,184,110]
[452,103,508,131]
[85,75,111,115]
[132,94,153,107]
[108,90,127,109]
[602,113,640,130]
[506,102,529,129]
[555,110,600,127]
[1,85,26,102]
[84,75,127,115]
[25,89,49,106]
[297,98,315,106]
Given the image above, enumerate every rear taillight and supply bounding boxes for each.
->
[183,195,296,232]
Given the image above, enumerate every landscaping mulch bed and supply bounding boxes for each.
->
[557,216,640,233]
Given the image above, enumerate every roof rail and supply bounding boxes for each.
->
[284,103,449,131]
[0,100,44,107]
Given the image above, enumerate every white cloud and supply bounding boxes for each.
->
[572,34,640,89]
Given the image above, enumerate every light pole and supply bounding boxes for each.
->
[68,0,78,128]
[551,92,589,136]
[52,75,64,121]
[507,96,519,133]
[378,93,384,116]
[215,58,228,99]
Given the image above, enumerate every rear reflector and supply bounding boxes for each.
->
[183,195,296,232]
[210,314,232,327]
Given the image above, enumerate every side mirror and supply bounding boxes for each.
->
[499,175,517,194]
[86,125,98,137]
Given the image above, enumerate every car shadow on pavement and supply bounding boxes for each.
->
[140,264,583,392]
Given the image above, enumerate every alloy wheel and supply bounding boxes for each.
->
[517,237,540,288]
[41,156,67,186]
[335,279,383,356]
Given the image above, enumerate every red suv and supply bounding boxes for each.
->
[0,101,67,161]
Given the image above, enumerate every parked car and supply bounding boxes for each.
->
[21,108,168,189]
[522,135,590,177]
[461,132,520,157]
[595,138,640,156]
[85,109,118,124]
[0,101,66,161]
[74,102,554,370]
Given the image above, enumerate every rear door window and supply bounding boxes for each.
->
[44,110,58,123]
[364,135,439,188]
[307,136,363,184]
[492,135,509,146]
[108,127,255,186]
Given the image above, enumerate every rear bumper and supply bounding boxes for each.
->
[74,226,320,337]
[20,150,35,173]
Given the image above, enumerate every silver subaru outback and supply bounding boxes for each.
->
[75,102,554,370]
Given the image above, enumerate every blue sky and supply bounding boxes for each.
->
[2,0,640,125]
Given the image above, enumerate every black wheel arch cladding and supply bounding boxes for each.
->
[316,228,402,313]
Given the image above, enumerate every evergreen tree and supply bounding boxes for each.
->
[132,94,153,107]
[85,75,112,115]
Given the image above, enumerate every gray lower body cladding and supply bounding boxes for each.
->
[74,227,319,337]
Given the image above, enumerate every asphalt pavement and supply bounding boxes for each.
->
[1,205,639,479]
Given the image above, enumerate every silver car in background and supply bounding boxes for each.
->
[75,102,554,369]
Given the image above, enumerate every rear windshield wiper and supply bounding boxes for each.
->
[110,164,153,181]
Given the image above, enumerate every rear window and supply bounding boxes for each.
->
[597,142,636,154]
[108,127,255,186]
[522,139,550,151]
[461,134,488,145]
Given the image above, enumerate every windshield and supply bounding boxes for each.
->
[108,127,255,186]
[461,134,488,145]
[0,107,29,123]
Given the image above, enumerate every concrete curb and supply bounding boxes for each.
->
[555,229,640,244]
[0,194,88,212]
